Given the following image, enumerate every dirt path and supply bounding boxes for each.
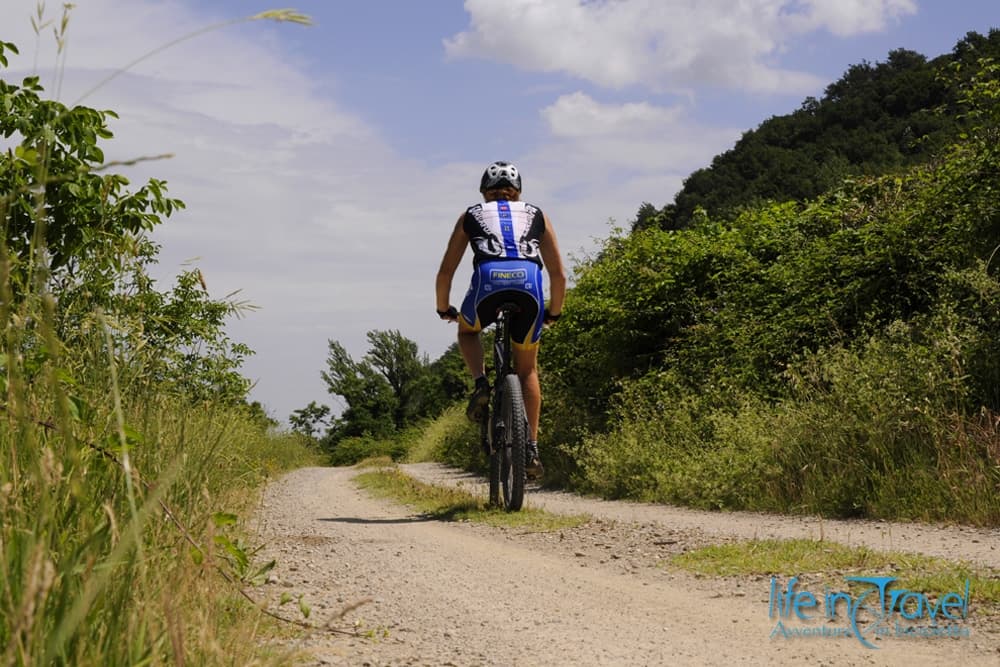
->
[254,465,1000,666]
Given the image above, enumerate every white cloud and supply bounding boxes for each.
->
[541,91,683,138]
[786,0,919,36]
[446,0,917,93]
[517,92,741,249]
[537,91,739,172]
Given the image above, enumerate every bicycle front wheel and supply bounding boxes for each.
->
[500,373,527,511]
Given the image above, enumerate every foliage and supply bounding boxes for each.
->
[321,337,398,440]
[0,48,183,297]
[405,403,471,463]
[328,430,411,466]
[1,32,255,410]
[307,332,469,458]
[424,404,482,472]
[541,57,1000,524]
[638,30,1000,231]
[0,18,317,665]
[288,400,331,439]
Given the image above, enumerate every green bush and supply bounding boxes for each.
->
[434,409,483,473]
[574,311,1000,523]
[547,61,1000,524]
[328,431,410,466]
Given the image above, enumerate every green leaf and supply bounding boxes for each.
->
[66,401,78,422]
[123,424,144,446]
[54,367,77,386]
[248,559,276,586]
[298,595,311,619]
[211,512,238,528]
[279,592,292,606]
[190,547,204,566]
[14,145,38,166]
[212,534,249,572]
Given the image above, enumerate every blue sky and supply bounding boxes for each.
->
[1,1,997,423]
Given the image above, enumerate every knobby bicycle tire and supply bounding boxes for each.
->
[500,373,527,511]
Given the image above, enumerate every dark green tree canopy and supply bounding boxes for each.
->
[635,30,1000,232]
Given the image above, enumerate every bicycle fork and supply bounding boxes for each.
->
[480,394,508,457]
[480,407,492,456]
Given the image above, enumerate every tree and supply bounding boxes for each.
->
[0,40,184,300]
[364,329,425,428]
[648,32,1000,230]
[289,401,331,439]
[321,339,397,440]
[315,330,467,445]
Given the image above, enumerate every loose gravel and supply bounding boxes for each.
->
[252,465,1000,666]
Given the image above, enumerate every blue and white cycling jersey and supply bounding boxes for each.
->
[463,200,545,266]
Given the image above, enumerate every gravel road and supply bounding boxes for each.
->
[254,464,999,666]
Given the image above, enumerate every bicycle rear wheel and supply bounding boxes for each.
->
[499,373,527,511]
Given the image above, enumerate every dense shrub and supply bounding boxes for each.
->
[540,59,1000,524]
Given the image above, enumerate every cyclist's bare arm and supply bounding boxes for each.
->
[540,213,567,315]
[436,214,469,316]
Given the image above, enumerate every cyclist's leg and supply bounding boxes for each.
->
[459,267,495,421]
[513,340,544,479]
[457,321,485,378]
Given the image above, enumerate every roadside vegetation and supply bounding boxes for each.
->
[354,464,588,532]
[671,538,1000,608]
[538,39,1000,526]
[1,9,320,666]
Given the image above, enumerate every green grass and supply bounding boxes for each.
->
[1,392,322,665]
[353,466,589,532]
[355,455,397,469]
[405,404,467,463]
[671,538,1000,606]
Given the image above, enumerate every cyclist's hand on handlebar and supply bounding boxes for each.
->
[543,308,561,326]
[437,305,459,322]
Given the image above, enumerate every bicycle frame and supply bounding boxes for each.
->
[480,302,517,457]
[493,303,517,378]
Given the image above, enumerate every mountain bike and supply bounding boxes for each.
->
[480,302,528,511]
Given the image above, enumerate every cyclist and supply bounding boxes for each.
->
[435,161,566,479]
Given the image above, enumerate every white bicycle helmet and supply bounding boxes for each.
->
[480,161,522,192]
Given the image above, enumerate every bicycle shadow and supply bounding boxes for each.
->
[317,516,435,525]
